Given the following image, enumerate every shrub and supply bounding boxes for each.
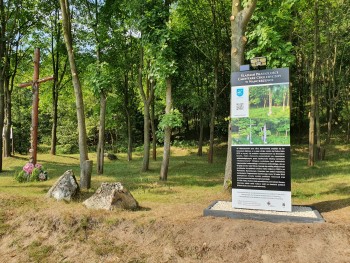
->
[14,163,48,183]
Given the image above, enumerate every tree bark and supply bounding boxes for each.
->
[197,113,204,156]
[97,93,106,174]
[3,77,11,157]
[138,47,154,172]
[123,73,133,161]
[208,64,218,163]
[150,93,157,161]
[308,0,319,167]
[160,78,172,181]
[50,6,66,156]
[224,0,257,188]
[0,0,7,170]
[59,0,91,188]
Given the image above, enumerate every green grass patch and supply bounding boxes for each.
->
[0,144,349,209]
[28,239,55,262]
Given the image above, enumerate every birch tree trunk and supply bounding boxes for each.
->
[97,93,106,174]
[308,0,319,166]
[59,0,91,188]
[0,0,7,170]
[160,78,172,181]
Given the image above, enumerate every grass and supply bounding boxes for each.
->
[291,144,350,209]
[0,144,349,261]
[0,144,349,208]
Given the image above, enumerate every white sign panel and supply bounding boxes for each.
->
[232,189,291,212]
[231,86,249,118]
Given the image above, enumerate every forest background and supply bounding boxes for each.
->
[0,0,349,182]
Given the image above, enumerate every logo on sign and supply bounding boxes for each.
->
[236,88,244,97]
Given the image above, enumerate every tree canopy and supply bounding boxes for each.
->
[1,0,349,176]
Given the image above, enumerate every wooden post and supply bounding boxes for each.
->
[19,48,54,165]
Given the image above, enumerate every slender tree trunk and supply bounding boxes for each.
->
[97,93,106,174]
[124,75,132,162]
[208,65,218,163]
[50,6,62,156]
[160,78,172,181]
[197,113,204,156]
[51,94,58,155]
[126,110,132,161]
[326,107,333,144]
[142,101,151,171]
[60,0,91,188]
[224,0,257,188]
[3,77,11,157]
[123,73,132,161]
[150,94,157,161]
[308,0,319,167]
[0,0,7,170]
[4,36,19,157]
[138,47,154,172]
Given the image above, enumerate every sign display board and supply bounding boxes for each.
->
[231,68,291,212]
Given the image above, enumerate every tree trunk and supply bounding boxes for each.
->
[0,0,7,170]
[160,78,172,181]
[50,88,58,155]
[97,93,106,174]
[3,77,11,157]
[150,94,157,161]
[59,0,91,188]
[308,0,319,167]
[126,110,132,161]
[224,0,257,188]
[208,65,218,164]
[197,113,204,156]
[138,47,154,172]
[122,72,133,161]
[50,6,63,156]
[142,101,150,171]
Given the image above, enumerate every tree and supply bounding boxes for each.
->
[308,0,319,166]
[224,0,257,188]
[159,0,180,181]
[59,0,92,188]
[49,2,69,155]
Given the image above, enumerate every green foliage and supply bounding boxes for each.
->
[86,61,113,96]
[246,0,296,68]
[158,109,182,130]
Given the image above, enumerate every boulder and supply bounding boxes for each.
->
[47,170,79,201]
[83,182,138,211]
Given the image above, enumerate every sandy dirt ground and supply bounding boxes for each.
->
[1,196,350,263]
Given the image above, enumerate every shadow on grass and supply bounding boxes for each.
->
[312,197,350,213]
[10,155,29,161]
[321,184,350,196]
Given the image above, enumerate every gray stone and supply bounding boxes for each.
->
[47,170,79,201]
[83,182,138,211]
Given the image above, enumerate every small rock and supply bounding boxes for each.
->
[83,182,138,210]
[47,170,79,201]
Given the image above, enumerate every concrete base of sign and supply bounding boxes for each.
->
[203,201,325,223]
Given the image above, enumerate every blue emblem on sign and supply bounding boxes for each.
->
[236,88,244,97]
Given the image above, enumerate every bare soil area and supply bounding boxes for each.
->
[1,194,350,263]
